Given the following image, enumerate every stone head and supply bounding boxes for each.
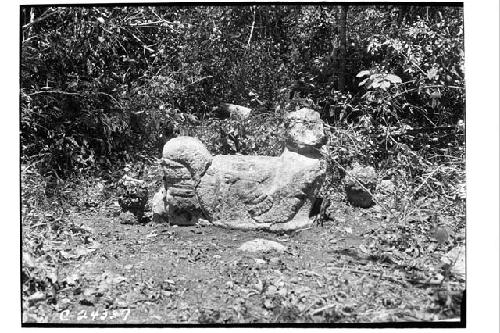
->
[284,108,327,157]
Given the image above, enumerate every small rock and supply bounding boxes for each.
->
[28,291,45,305]
[378,179,395,195]
[254,258,267,266]
[213,254,221,260]
[83,288,94,297]
[265,285,278,296]
[80,298,94,306]
[152,187,168,223]
[433,226,451,245]
[441,245,465,281]
[269,257,281,265]
[198,219,211,226]
[63,273,80,286]
[345,163,377,208]
[213,103,252,120]
[238,239,286,253]
[119,211,137,225]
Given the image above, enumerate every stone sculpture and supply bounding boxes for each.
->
[154,108,328,231]
[117,175,148,223]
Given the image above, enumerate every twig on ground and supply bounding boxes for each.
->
[310,303,337,316]
[326,265,409,286]
[298,270,322,278]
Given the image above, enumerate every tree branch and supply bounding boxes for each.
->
[29,90,80,96]
[246,6,256,48]
[27,90,123,109]
[22,8,60,30]
[184,76,213,88]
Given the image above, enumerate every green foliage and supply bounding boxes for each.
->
[21,5,464,184]
[358,7,465,127]
[182,114,286,157]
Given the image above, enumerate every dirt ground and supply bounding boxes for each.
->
[23,193,465,325]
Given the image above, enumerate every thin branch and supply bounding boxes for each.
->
[392,84,465,98]
[22,8,60,30]
[325,265,409,285]
[184,76,213,88]
[310,304,337,316]
[29,90,80,96]
[27,90,123,109]
[247,6,256,48]
[129,20,180,27]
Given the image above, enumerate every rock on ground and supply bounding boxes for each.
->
[441,245,465,281]
[378,179,395,195]
[284,108,327,156]
[238,239,286,253]
[119,211,138,225]
[344,163,377,208]
[117,175,148,222]
[213,103,252,120]
[151,187,168,223]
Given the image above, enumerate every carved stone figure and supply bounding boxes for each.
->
[156,108,327,231]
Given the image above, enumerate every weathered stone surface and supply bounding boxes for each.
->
[160,108,327,230]
[197,151,325,231]
[117,175,148,222]
[213,103,252,120]
[345,163,377,208]
[119,211,137,225]
[162,136,213,226]
[238,239,286,253]
[166,188,203,226]
[151,187,168,223]
[162,136,212,181]
[378,179,395,195]
[285,108,327,156]
[162,159,193,184]
[441,245,465,281]
[196,110,326,231]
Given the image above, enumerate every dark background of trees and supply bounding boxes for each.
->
[20,4,464,177]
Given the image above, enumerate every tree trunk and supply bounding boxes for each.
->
[397,6,408,27]
[337,5,348,91]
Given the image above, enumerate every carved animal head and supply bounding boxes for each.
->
[284,108,327,157]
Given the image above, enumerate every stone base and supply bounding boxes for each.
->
[196,150,325,231]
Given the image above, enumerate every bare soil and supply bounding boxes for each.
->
[24,196,465,325]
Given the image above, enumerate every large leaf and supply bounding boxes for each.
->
[386,74,402,84]
[379,80,391,90]
[356,70,371,78]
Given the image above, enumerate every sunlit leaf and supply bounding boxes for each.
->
[427,68,439,80]
[358,78,369,86]
[356,70,371,78]
[386,74,402,84]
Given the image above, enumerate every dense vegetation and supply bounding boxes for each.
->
[21,4,465,324]
[21,5,464,172]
